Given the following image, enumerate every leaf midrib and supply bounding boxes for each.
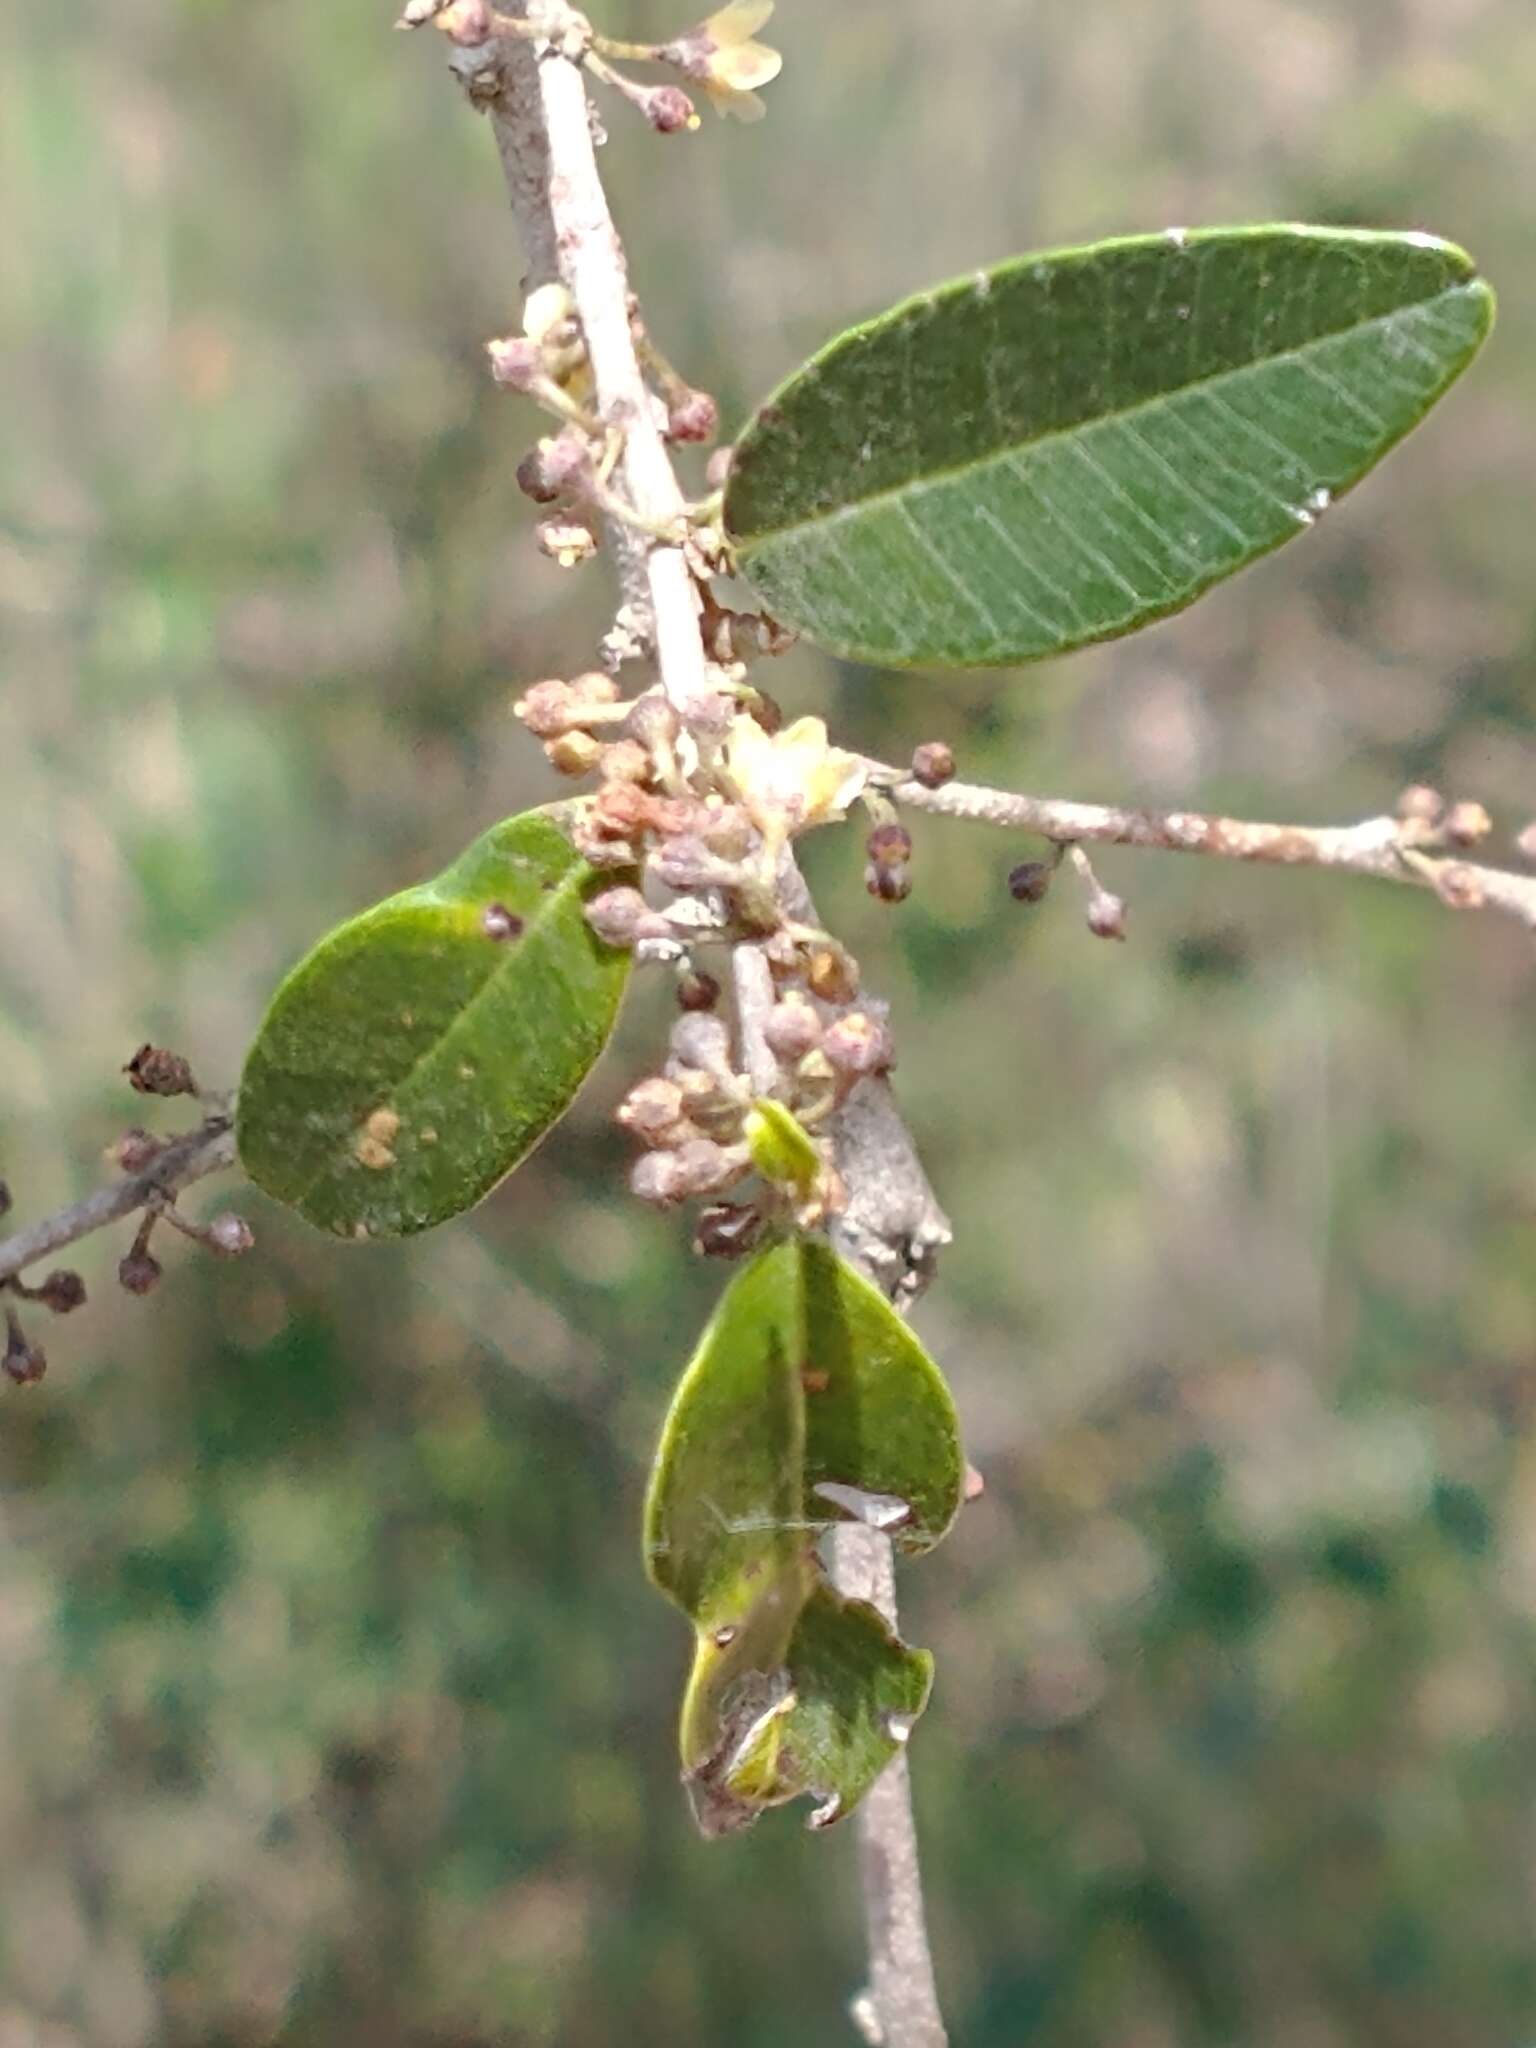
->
[730,281,1482,554]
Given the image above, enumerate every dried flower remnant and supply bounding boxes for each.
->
[662,0,783,121]
[125,1044,197,1098]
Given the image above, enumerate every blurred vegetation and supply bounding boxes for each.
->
[4,0,1536,2042]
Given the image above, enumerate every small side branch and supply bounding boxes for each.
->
[0,1116,237,1287]
[885,772,1536,933]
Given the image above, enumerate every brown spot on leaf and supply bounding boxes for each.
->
[801,1366,830,1395]
[482,902,525,941]
[353,1106,401,1170]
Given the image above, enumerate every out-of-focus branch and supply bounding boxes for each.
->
[882,769,1536,933]
[0,1116,237,1287]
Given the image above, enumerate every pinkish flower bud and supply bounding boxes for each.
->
[630,1151,690,1208]
[763,997,822,1064]
[644,84,699,133]
[119,1250,163,1296]
[1086,892,1128,941]
[617,1077,690,1146]
[206,1214,255,1258]
[822,1011,893,1078]
[1008,860,1054,905]
[668,1012,733,1076]
[910,741,956,788]
[37,1270,87,1315]
[667,389,719,443]
[486,335,543,389]
[584,888,651,948]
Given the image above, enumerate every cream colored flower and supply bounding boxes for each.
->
[723,713,866,837]
[664,1,783,123]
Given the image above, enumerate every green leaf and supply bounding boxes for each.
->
[744,1097,821,1196]
[725,225,1495,669]
[237,806,631,1239]
[644,1236,962,1833]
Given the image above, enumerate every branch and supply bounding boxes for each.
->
[735,861,951,2048]
[885,771,1536,933]
[446,8,716,719]
[424,20,951,2040]
[0,1115,238,1288]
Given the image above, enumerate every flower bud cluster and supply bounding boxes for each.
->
[619,1012,754,1213]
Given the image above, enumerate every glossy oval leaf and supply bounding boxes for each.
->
[237,806,632,1239]
[645,1237,963,1619]
[644,1236,962,1831]
[725,226,1495,668]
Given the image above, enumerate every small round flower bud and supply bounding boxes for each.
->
[112,1128,163,1172]
[805,945,859,1005]
[617,1076,689,1146]
[666,389,719,442]
[37,1270,86,1315]
[599,739,653,787]
[677,970,720,1012]
[1086,892,1128,941]
[545,731,602,777]
[486,335,542,389]
[675,1067,746,1139]
[206,1214,255,1258]
[643,83,700,133]
[669,1012,733,1075]
[4,1324,46,1387]
[672,1137,745,1199]
[515,449,562,504]
[571,670,620,708]
[694,1203,762,1260]
[119,1250,163,1296]
[1445,800,1492,848]
[592,782,650,840]
[514,678,579,738]
[624,692,681,754]
[1518,821,1536,865]
[764,997,822,1064]
[910,741,956,788]
[822,1011,893,1078]
[1008,860,1054,905]
[865,822,913,869]
[1434,862,1485,911]
[436,0,492,46]
[864,861,912,904]
[698,802,754,861]
[125,1044,197,1098]
[584,888,651,948]
[1396,783,1444,825]
[650,835,725,892]
[630,1151,689,1208]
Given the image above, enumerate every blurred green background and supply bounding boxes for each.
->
[5,1,1536,2042]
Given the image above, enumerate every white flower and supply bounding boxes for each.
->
[664,1,783,123]
[722,713,866,837]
